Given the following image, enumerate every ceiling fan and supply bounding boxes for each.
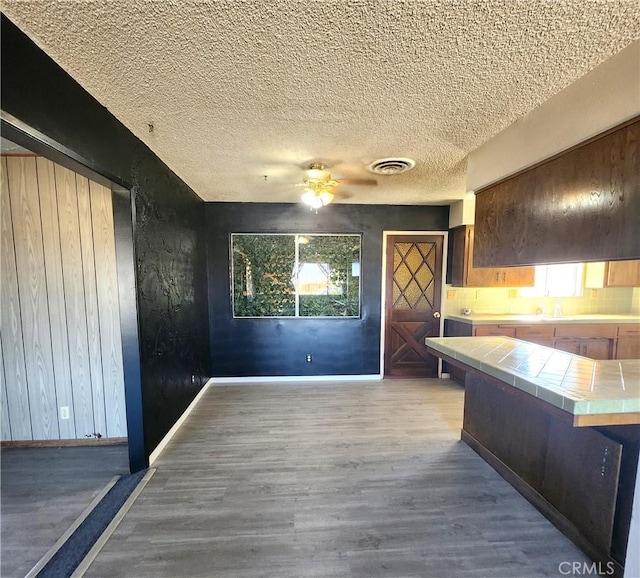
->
[297,162,377,209]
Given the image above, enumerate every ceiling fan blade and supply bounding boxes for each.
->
[333,189,354,200]
[336,178,378,186]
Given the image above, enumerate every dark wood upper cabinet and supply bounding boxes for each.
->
[473,117,640,267]
[449,225,535,287]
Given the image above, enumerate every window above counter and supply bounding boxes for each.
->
[520,263,584,298]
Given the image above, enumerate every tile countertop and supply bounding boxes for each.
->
[425,336,640,418]
[446,313,640,325]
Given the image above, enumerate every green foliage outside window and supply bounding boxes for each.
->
[232,234,361,317]
[232,235,296,317]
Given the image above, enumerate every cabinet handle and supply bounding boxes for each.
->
[502,272,506,282]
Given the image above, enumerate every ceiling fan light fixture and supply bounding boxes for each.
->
[318,189,334,206]
[299,163,336,208]
[305,163,332,182]
[301,186,334,208]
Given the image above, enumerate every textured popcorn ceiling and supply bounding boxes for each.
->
[3,1,639,204]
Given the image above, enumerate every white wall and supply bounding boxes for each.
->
[467,40,640,193]
[448,195,476,228]
[1,156,126,440]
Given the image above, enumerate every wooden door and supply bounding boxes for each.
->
[384,235,443,377]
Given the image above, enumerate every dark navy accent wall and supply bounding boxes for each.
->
[1,15,211,465]
[206,203,449,377]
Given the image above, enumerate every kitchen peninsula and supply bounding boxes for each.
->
[444,314,640,385]
[425,336,640,577]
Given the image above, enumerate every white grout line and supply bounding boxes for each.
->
[24,475,121,578]
[71,468,157,578]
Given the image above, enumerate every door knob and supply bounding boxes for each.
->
[433,311,441,318]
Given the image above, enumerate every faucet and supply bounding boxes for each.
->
[553,302,564,318]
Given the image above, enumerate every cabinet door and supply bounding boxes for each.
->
[449,225,535,287]
[583,338,613,360]
[466,265,501,286]
[554,339,583,356]
[543,421,622,554]
[465,227,502,286]
[555,338,612,359]
[616,337,640,359]
[584,261,640,288]
[448,226,467,287]
[502,266,536,287]
[466,228,534,287]
[606,260,640,287]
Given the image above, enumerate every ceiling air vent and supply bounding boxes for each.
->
[367,157,415,175]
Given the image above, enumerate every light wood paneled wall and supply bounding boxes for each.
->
[89,180,127,436]
[0,337,12,440]
[0,156,126,440]
[1,157,32,440]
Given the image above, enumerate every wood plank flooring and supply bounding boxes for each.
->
[86,379,590,577]
[0,444,129,578]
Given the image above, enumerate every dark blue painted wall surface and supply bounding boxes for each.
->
[206,203,449,376]
[1,13,448,463]
[1,15,211,465]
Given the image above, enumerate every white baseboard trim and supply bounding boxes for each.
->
[148,380,212,465]
[208,374,383,385]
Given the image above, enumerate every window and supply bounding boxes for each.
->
[519,263,584,298]
[231,234,361,317]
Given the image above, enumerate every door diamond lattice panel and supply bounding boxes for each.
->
[392,242,436,310]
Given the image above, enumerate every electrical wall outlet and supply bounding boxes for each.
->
[59,406,70,420]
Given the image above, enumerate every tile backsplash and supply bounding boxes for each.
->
[444,286,640,317]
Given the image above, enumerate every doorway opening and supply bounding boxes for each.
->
[1,115,145,472]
